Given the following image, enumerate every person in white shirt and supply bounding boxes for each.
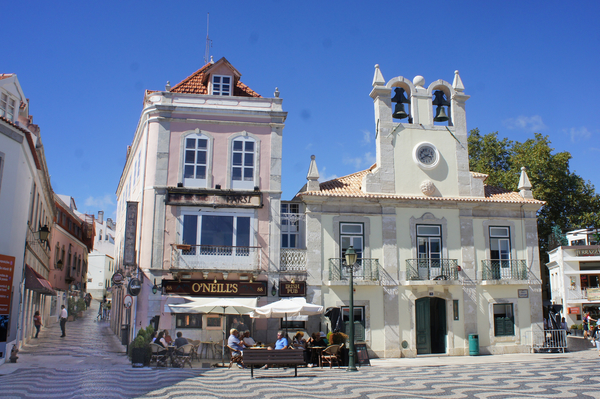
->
[242,331,256,347]
[59,305,68,337]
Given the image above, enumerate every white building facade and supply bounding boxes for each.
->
[547,229,600,325]
[291,67,545,357]
[87,211,115,300]
[0,74,57,364]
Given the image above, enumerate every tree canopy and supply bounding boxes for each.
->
[468,129,600,259]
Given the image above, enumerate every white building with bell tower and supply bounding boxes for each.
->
[293,66,545,358]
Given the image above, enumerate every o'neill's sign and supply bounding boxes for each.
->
[163,279,267,297]
[576,248,600,257]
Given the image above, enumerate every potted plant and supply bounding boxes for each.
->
[76,298,86,317]
[129,325,155,367]
[67,298,77,321]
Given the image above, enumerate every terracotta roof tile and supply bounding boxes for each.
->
[297,165,544,205]
[169,62,261,97]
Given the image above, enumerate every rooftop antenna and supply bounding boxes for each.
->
[204,13,213,65]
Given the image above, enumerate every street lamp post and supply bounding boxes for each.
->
[344,246,358,372]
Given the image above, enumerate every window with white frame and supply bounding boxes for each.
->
[340,223,363,259]
[183,134,209,187]
[211,75,232,96]
[0,92,16,121]
[281,203,300,248]
[490,226,511,262]
[231,137,255,189]
[181,212,253,255]
[417,225,441,261]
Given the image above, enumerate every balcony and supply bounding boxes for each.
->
[481,260,527,280]
[405,259,459,281]
[170,244,262,272]
[280,248,307,272]
[328,258,381,282]
[26,226,50,268]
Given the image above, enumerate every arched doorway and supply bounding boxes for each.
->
[416,297,446,354]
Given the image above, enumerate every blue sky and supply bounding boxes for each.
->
[3,1,599,220]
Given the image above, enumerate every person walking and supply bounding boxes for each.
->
[33,311,42,338]
[59,305,68,337]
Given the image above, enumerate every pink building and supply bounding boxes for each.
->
[114,57,287,343]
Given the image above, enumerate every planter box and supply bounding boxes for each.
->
[131,347,147,368]
[77,311,84,318]
[176,244,191,251]
[67,315,75,322]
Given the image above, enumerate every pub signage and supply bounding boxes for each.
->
[128,278,142,296]
[576,248,600,257]
[279,281,306,297]
[123,202,138,266]
[166,189,262,208]
[111,271,124,286]
[163,279,267,297]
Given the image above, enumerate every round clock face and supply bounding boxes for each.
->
[418,146,436,165]
[413,142,439,169]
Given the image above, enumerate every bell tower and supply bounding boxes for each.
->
[363,66,477,197]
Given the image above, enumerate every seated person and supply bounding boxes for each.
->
[154,332,168,357]
[320,331,329,346]
[163,330,173,345]
[307,332,327,347]
[228,328,245,368]
[150,331,157,343]
[174,331,188,348]
[306,332,327,366]
[292,331,307,349]
[274,331,289,349]
[242,331,256,347]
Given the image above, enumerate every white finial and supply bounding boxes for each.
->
[372,64,385,87]
[306,155,320,191]
[452,70,465,92]
[210,55,214,64]
[165,81,171,91]
[413,75,425,88]
[518,166,533,199]
[274,87,280,98]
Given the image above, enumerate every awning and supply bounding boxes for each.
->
[167,297,258,314]
[25,265,56,296]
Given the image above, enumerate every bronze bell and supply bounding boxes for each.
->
[391,87,410,120]
[432,90,450,122]
[433,106,449,122]
[393,103,409,120]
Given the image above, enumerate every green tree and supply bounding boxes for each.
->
[468,129,600,261]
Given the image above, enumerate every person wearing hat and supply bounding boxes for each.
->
[320,331,329,346]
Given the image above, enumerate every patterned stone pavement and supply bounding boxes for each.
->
[1,304,599,399]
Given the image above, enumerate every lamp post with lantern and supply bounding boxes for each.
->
[343,246,358,372]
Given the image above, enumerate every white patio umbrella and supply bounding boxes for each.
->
[170,298,256,365]
[250,298,323,337]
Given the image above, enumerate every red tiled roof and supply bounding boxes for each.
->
[169,62,261,97]
[297,165,544,205]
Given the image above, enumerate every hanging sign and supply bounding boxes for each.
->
[279,281,306,297]
[112,271,124,286]
[163,279,267,296]
[128,278,142,296]
[123,295,133,309]
[123,202,138,266]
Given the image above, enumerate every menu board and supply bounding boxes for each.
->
[0,254,16,342]
[355,343,371,366]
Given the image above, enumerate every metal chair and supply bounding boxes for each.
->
[174,344,194,368]
[150,343,167,366]
[227,345,243,369]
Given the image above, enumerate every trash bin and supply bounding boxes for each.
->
[468,334,479,356]
[121,324,130,346]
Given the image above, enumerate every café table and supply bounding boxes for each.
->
[309,346,326,368]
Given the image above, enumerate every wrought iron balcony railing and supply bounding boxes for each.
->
[328,258,381,282]
[171,244,261,271]
[481,260,527,280]
[280,248,307,272]
[405,259,459,281]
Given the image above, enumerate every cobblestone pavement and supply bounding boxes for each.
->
[1,305,599,399]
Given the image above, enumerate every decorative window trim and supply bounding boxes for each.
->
[488,299,519,343]
[226,132,261,190]
[332,216,371,259]
[482,221,517,261]
[179,130,214,188]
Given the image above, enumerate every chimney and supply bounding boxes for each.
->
[98,211,104,224]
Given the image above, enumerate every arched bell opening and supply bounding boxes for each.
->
[390,82,413,123]
[430,85,452,126]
